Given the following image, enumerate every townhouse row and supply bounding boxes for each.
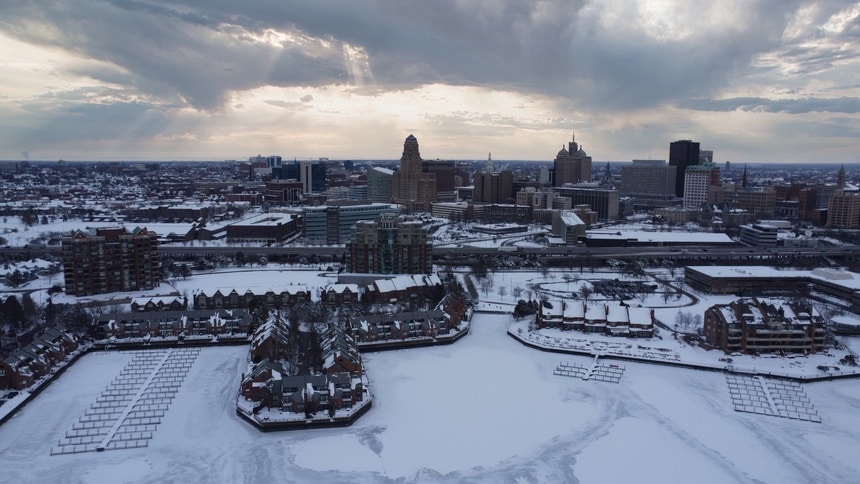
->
[1,328,80,390]
[127,274,444,313]
[97,309,252,340]
[242,318,366,416]
[535,300,655,338]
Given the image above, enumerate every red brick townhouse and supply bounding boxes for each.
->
[240,360,365,414]
[1,328,79,390]
[348,309,450,343]
[97,309,252,339]
[131,296,187,312]
[321,325,362,375]
[322,284,361,307]
[193,286,311,310]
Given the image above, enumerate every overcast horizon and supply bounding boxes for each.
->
[2,1,859,164]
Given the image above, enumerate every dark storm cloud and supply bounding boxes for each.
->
[0,0,854,112]
[0,1,352,109]
[679,96,860,114]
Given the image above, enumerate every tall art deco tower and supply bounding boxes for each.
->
[390,134,437,212]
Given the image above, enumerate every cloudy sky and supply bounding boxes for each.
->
[1,0,859,163]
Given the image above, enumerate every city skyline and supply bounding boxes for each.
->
[1,1,859,163]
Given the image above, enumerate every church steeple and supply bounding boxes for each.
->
[742,164,748,189]
[601,162,613,188]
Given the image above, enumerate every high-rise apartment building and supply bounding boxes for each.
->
[552,132,592,186]
[669,140,701,197]
[346,214,432,274]
[62,227,161,296]
[390,135,438,212]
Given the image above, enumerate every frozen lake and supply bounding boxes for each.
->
[1,313,859,483]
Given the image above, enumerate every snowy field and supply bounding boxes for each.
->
[2,313,860,483]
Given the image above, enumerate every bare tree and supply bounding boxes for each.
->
[479,277,494,297]
[579,284,593,302]
[540,265,550,278]
[675,311,696,330]
[563,274,573,286]
[512,285,523,299]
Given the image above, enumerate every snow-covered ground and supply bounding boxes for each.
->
[1,314,859,483]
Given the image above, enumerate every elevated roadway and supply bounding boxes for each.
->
[2,243,858,263]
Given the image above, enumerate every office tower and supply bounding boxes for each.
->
[827,191,860,228]
[422,159,456,201]
[265,179,304,204]
[473,170,514,204]
[619,160,676,197]
[454,162,471,188]
[302,203,400,245]
[552,132,592,186]
[299,160,326,193]
[669,139,701,197]
[552,185,620,221]
[683,163,719,209]
[367,166,394,202]
[735,187,776,218]
[273,160,327,194]
[390,135,437,212]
